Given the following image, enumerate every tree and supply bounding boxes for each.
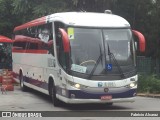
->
[71,0,116,12]
[12,0,69,22]
[0,0,17,37]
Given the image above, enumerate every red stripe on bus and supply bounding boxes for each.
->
[14,16,46,31]
[0,35,12,43]
[12,49,48,54]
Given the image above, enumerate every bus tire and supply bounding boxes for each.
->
[19,71,28,91]
[49,80,61,107]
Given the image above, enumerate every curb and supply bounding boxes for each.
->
[137,93,160,98]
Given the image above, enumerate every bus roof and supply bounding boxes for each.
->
[14,12,130,31]
[49,12,130,28]
[0,35,12,43]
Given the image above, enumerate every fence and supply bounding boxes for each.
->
[136,56,159,75]
[136,56,152,74]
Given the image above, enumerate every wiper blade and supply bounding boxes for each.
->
[88,45,103,79]
[107,44,125,79]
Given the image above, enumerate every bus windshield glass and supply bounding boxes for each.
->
[0,43,12,70]
[69,27,135,77]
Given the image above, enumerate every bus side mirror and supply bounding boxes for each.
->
[132,30,145,52]
[58,28,70,53]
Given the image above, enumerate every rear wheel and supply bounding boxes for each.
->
[49,80,61,106]
[19,72,28,91]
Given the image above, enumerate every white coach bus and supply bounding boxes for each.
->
[12,12,145,106]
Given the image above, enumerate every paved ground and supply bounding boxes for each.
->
[0,85,58,111]
[1,85,160,111]
[1,85,160,120]
[137,93,160,98]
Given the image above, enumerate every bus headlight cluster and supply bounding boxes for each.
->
[74,83,81,89]
[67,80,88,89]
[126,82,137,88]
[129,82,136,88]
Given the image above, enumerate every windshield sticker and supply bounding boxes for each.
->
[106,64,112,71]
[71,64,87,73]
[68,28,74,40]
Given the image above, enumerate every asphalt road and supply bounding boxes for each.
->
[0,86,160,120]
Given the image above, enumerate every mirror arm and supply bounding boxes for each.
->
[132,30,145,52]
[58,28,70,53]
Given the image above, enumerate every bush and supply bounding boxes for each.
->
[138,74,160,94]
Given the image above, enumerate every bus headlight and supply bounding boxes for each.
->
[129,82,136,88]
[126,82,137,88]
[67,80,88,89]
[75,83,81,89]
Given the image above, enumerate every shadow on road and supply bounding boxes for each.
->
[24,87,133,111]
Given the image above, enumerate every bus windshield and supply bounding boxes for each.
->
[69,27,136,78]
[0,43,12,70]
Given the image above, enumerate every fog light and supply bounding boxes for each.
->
[75,84,80,89]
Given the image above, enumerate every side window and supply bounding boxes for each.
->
[37,24,52,43]
[14,23,54,56]
[37,23,54,56]
[54,22,66,70]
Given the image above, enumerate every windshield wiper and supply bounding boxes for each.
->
[88,45,103,79]
[107,44,125,79]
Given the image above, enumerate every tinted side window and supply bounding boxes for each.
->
[14,23,54,56]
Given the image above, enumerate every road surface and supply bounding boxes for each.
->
[0,86,160,119]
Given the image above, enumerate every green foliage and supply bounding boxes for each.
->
[13,0,69,19]
[0,0,17,37]
[33,0,68,17]
[138,74,160,94]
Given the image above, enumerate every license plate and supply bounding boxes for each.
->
[101,95,112,100]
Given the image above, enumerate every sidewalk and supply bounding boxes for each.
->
[137,93,160,98]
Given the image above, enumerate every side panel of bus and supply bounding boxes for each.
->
[12,22,58,94]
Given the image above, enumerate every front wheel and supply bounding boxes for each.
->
[49,81,61,106]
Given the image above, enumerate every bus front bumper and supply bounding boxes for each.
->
[56,94,135,104]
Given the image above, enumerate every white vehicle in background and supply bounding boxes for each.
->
[12,11,145,106]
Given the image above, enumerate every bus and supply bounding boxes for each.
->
[0,36,12,79]
[12,12,145,106]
